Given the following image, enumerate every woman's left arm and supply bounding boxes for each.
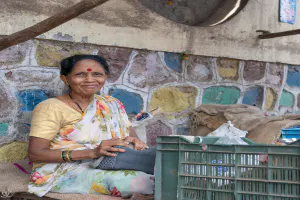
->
[125,127,147,150]
[129,126,138,137]
[114,98,147,150]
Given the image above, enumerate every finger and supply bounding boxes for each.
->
[107,147,126,153]
[110,140,129,147]
[140,143,147,151]
[138,144,144,150]
[134,143,142,150]
[137,142,146,150]
[141,146,146,150]
[103,151,117,157]
[99,149,117,157]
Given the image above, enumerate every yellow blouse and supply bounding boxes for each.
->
[29,98,81,140]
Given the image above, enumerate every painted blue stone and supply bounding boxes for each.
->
[287,65,300,87]
[17,90,48,112]
[0,123,9,136]
[243,87,258,105]
[164,52,182,73]
[242,87,263,108]
[109,89,143,115]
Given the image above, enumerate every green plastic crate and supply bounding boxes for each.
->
[155,136,300,200]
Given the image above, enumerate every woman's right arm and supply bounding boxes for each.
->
[28,137,129,163]
[28,101,128,163]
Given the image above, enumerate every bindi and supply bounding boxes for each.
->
[87,68,92,72]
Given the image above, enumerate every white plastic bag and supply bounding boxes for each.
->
[208,121,248,137]
[215,136,248,145]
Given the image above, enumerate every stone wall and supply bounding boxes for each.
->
[0,39,299,147]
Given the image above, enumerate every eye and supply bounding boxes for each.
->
[75,72,85,76]
[93,72,104,77]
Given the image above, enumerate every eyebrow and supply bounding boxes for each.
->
[74,71,104,73]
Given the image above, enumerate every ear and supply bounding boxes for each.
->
[60,75,69,85]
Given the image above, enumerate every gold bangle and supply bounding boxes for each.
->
[67,150,74,162]
[66,150,70,162]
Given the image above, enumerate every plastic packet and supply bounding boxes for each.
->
[208,121,248,137]
[215,135,248,145]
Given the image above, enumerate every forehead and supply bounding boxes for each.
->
[72,59,105,72]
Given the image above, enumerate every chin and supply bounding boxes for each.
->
[85,90,99,95]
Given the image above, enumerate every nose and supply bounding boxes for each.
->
[86,73,94,82]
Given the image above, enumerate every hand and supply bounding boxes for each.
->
[94,138,129,157]
[124,136,147,150]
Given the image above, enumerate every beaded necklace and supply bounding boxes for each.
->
[68,93,84,116]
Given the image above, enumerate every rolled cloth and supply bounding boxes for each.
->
[92,147,156,175]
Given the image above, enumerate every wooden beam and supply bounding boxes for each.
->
[0,0,109,51]
[258,29,300,39]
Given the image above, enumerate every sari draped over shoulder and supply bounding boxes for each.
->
[28,95,154,197]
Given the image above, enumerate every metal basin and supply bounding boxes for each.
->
[140,0,249,26]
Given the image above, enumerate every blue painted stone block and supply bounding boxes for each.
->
[109,89,143,115]
[287,65,300,87]
[17,90,48,112]
[164,52,182,73]
[242,87,263,108]
[0,123,8,136]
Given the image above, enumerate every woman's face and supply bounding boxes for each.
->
[66,59,107,96]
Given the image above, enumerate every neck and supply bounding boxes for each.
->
[69,91,94,104]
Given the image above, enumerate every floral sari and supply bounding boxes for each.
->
[28,95,154,197]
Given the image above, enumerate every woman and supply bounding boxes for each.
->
[27,55,154,197]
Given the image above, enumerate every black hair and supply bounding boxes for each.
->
[60,54,110,76]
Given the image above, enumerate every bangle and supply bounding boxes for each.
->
[65,150,70,162]
[61,151,68,162]
[67,150,74,162]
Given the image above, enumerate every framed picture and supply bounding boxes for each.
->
[280,0,296,24]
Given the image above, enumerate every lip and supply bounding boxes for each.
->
[83,85,98,88]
